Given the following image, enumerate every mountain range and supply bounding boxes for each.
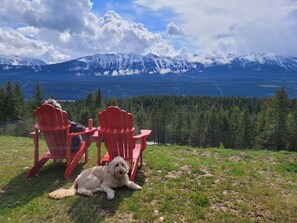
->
[0,53,297,99]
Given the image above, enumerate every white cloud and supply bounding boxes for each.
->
[16,26,39,39]
[0,28,69,63]
[0,0,177,62]
[135,0,297,56]
[59,31,71,43]
[2,0,295,63]
[167,22,185,36]
[0,0,93,33]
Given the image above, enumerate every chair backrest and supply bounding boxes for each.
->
[34,104,70,157]
[98,106,135,162]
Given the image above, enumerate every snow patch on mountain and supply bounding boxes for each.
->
[0,55,46,66]
[1,53,297,76]
[67,52,297,76]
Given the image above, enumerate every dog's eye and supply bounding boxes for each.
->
[122,163,124,167]
[116,163,119,167]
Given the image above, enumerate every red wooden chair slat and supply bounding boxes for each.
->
[27,104,96,179]
[94,106,151,181]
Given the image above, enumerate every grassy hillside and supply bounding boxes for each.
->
[0,136,296,222]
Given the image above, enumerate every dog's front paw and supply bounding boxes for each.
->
[135,184,142,190]
[127,181,142,190]
[107,191,115,200]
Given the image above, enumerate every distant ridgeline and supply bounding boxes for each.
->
[0,53,297,99]
[0,81,296,152]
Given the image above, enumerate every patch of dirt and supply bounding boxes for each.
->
[166,165,194,178]
[166,170,182,178]
[180,165,191,173]
[199,165,213,177]
[113,211,134,222]
[262,157,277,165]
[201,151,219,160]
[210,200,240,214]
[213,178,223,185]
[210,196,273,222]
[245,200,272,221]
[202,151,212,158]
[228,155,241,161]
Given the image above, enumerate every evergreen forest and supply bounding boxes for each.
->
[1,81,297,152]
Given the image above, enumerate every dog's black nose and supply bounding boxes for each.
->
[119,170,123,175]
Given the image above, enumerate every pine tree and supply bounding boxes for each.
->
[95,88,103,109]
[14,82,26,120]
[34,82,44,109]
[5,81,17,120]
[150,103,167,145]
[271,87,288,150]
[255,98,275,150]
[174,107,185,145]
[229,106,241,148]
[106,96,118,107]
[0,87,6,121]
[285,112,297,151]
[189,112,206,147]
[204,108,219,147]
[218,110,231,148]
[79,108,92,126]
[85,92,96,117]
[237,108,253,148]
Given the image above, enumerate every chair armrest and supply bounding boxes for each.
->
[92,130,99,139]
[133,129,151,151]
[30,130,40,137]
[68,127,97,136]
[133,129,151,140]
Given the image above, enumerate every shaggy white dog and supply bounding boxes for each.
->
[49,156,142,200]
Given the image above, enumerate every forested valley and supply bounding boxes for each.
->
[1,81,297,152]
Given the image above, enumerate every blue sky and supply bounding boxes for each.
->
[0,0,296,63]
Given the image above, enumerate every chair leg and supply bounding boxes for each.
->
[130,157,141,181]
[84,147,88,163]
[64,150,85,180]
[129,164,137,181]
[140,152,143,167]
[27,157,49,177]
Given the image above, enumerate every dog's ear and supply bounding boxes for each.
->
[124,160,130,173]
[107,160,115,175]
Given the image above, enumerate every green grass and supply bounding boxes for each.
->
[0,136,297,222]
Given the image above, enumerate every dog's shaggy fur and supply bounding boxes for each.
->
[49,156,141,200]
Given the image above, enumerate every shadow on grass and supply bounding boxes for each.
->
[68,168,147,223]
[0,162,83,212]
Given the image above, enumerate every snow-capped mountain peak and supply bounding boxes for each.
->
[0,55,46,66]
[1,53,297,77]
[63,52,297,76]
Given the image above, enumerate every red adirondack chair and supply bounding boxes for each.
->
[93,106,151,181]
[28,104,96,179]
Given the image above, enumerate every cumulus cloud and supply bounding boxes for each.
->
[0,28,69,63]
[167,22,185,36]
[135,0,297,56]
[3,0,295,63]
[0,0,177,63]
[0,0,93,33]
[16,26,39,39]
[59,31,71,43]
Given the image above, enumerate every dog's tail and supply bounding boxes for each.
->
[48,183,76,199]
